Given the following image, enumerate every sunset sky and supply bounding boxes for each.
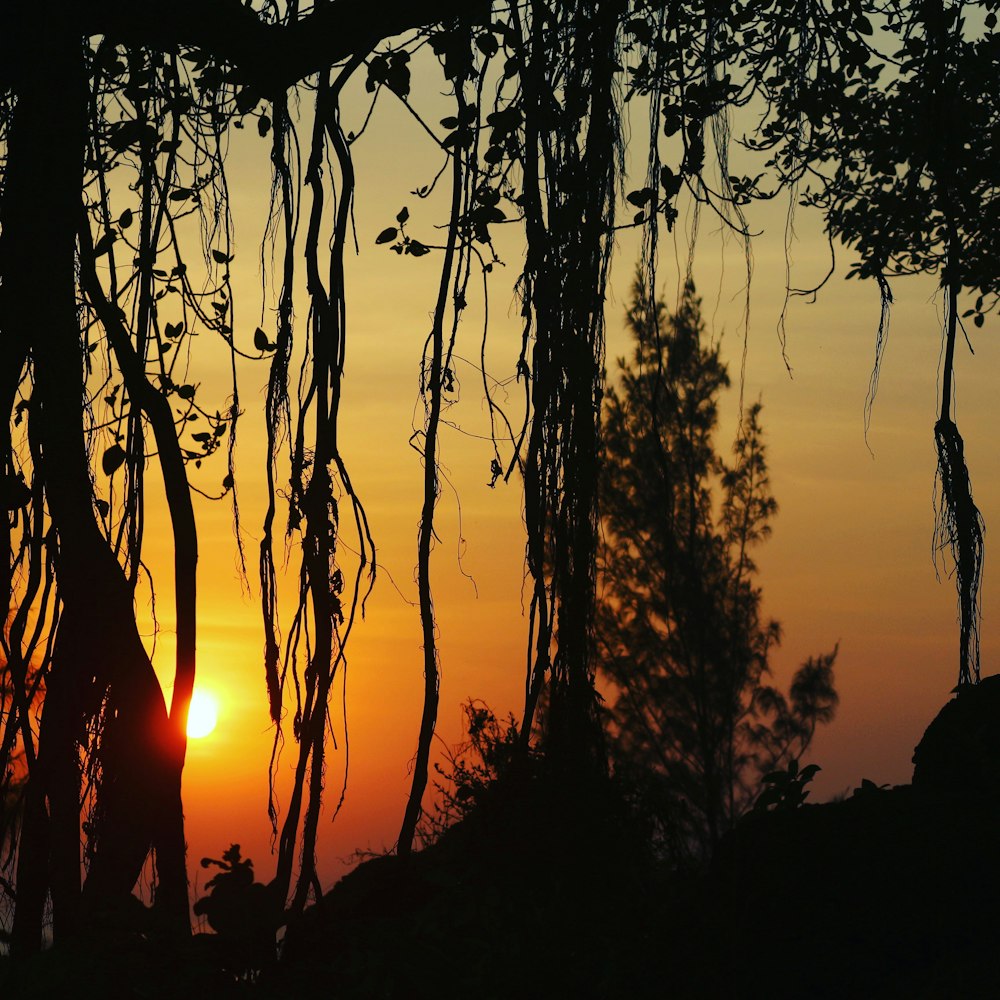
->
[127,61,1000,896]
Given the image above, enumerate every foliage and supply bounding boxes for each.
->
[0,0,997,961]
[598,277,837,860]
[194,844,278,979]
[419,700,525,846]
[753,760,822,814]
[747,0,1000,684]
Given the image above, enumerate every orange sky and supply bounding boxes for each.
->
[130,67,1000,898]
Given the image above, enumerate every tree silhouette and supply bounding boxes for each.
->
[746,0,1000,685]
[598,278,837,859]
[0,0,995,965]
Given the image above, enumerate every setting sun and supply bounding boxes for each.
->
[187,690,219,740]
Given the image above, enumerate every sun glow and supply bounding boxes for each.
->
[187,690,219,740]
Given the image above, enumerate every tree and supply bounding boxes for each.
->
[0,0,478,955]
[0,0,625,956]
[1,652,41,911]
[0,0,996,963]
[598,278,837,860]
[746,0,1000,685]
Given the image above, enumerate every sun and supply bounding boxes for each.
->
[186,690,219,740]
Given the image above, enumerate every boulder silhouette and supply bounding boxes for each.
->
[912,673,1000,792]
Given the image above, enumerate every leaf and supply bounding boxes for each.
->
[407,240,430,257]
[366,53,389,92]
[660,165,682,198]
[108,120,157,153]
[254,328,276,352]
[975,313,985,328]
[235,86,260,115]
[177,384,196,400]
[662,111,682,137]
[169,188,192,202]
[257,114,271,138]
[102,444,127,476]
[118,208,134,229]
[2,474,30,510]
[191,432,212,443]
[476,33,499,58]
[222,473,234,490]
[386,55,411,99]
[626,17,653,43]
[375,227,398,245]
[93,232,117,258]
[396,207,409,225]
[95,498,110,517]
[627,188,654,208]
[212,249,232,264]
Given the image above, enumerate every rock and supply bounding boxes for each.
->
[912,673,1000,792]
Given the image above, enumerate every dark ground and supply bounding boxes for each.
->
[7,680,1000,998]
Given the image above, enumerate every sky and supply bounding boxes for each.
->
[129,57,1000,898]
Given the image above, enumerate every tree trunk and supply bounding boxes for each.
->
[3,19,189,954]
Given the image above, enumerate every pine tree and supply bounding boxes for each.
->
[598,275,837,861]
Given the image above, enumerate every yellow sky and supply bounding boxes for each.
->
[131,67,1000,894]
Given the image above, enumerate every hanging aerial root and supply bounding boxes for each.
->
[933,416,984,687]
[863,272,894,447]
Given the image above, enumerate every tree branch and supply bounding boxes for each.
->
[78,219,199,756]
[81,0,484,91]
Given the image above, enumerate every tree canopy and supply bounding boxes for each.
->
[0,0,996,962]
[598,277,837,859]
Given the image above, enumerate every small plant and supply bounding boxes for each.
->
[753,760,821,814]
[852,778,889,799]
[419,700,525,845]
[193,844,278,979]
